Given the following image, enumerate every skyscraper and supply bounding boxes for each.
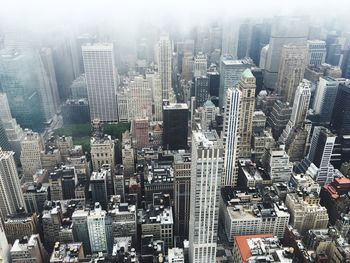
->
[189,131,224,263]
[127,76,152,120]
[277,45,308,104]
[193,52,207,78]
[236,69,256,158]
[87,203,107,253]
[157,35,172,100]
[0,149,26,218]
[307,40,326,66]
[82,43,118,122]
[162,103,188,150]
[0,50,45,130]
[279,79,311,144]
[222,87,241,186]
[330,83,350,136]
[313,77,346,123]
[194,76,209,107]
[219,56,253,109]
[221,20,239,58]
[263,16,308,89]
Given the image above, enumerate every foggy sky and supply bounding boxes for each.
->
[1,0,350,33]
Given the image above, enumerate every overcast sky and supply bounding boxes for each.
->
[1,0,350,33]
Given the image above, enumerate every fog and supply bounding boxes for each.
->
[1,0,350,33]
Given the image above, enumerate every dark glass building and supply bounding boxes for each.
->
[162,103,189,150]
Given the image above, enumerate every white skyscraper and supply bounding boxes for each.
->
[279,79,311,144]
[87,203,107,253]
[0,148,26,218]
[82,43,118,122]
[157,35,172,100]
[222,87,241,186]
[193,52,207,77]
[146,72,163,121]
[221,20,239,58]
[189,131,224,263]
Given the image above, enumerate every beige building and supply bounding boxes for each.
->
[285,191,329,235]
[10,234,48,263]
[90,134,115,172]
[277,45,308,104]
[20,129,43,182]
[237,69,256,158]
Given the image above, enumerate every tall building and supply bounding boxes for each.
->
[193,52,207,77]
[20,129,43,182]
[249,22,271,66]
[330,83,350,136]
[0,224,9,263]
[163,103,188,150]
[263,16,308,89]
[90,170,108,210]
[194,76,209,107]
[146,72,163,121]
[0,120,10,153]
[307,40,326,66]
[262,145,293,183]
[279,79,311,144]
[127,76,152,120]
[0,49,45,130]
[277,45,308,104]
[221,20,239,58]
[90,134,115,172]
[222,87,241,186]
[10,235,48,263]
[189,131,224,263]
[236,69,256,158]
[313,77,347,123]
[0,149,26,218]
[87,203,107,253]
[173,151,191,239]
[116,88,129,122]
[82,43,118,122]
[131,118,149,150]
[157,35,172,100]
[72,209,91,254]
[267,100,292,140]
[219,57,253,109]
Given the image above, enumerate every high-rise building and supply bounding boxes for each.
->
[236,69,256,158]
[267,100,292,140]
[20,129,43,182]
[307,40,326,66]
[0,120,10,153]
[262,145,293,183]
[277,45,308,104]
[221,20,239,58]
[313,77,347,123]
[90,134,115,172]
[237,21,252,59]
[82,43,118,122]
[157,35,172,100]
[10,235,48,263]
[330,83,350,136]
[173,151,191,239]
[127,76,152,120]
[219,56,253,109]
[222,87,241,186]
[0,50,46,130]
[249,22,271,66]
[279,79,311,144]
[0,149,26,218]
[263,16,308,89]
[207,67,220,98]
[87,203,107,253]
[325,33,343,66]
[90,170,108,210]
[198,100,218,131]
[72,209,91,254]
[193,52,207,78]
[116,88,129,122]
[131,118,149,150]
[194,76,209,107]
[189,131,224,263]
[163,103,188,150]
[0,224,9,263]
[146,72,163,121]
